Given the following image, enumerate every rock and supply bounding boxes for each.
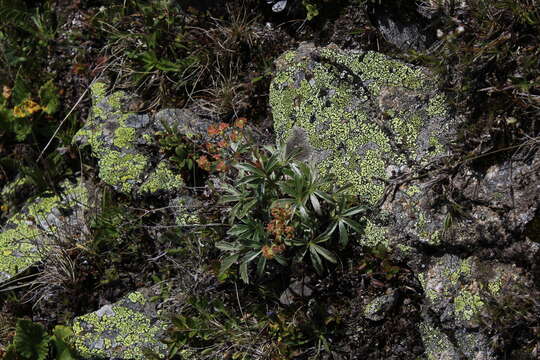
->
[270,43,455,249]
[270,43,539,359]
[417,254,534,359]
[367,1,437,51]
[71,289,167,359]
[73,82,185,195]
[153,108,211,140]
[379,152,540,259]
[363,292,396,321]
[0,180,88,284]
[270,43,454,206]
[170,196,201,227]
[280,277,313,305]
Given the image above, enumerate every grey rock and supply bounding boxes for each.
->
[363,293,397,321]
[280,277,313,305]
[70,289,167,359]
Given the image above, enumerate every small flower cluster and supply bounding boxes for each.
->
[261,243,285,260]
[263,206,294,259]
[2,85,42,118]
[196,117,248,173]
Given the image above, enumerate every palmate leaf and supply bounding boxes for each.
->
[342,217,363,233]
[310,247,323,274]
[342,205,367,217]
[256,255,267,277]
[237,198,257,218]
[215,241,243,252]
[14,319,49,360]
[235,163,266,178]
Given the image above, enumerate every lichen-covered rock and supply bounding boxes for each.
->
[170,196,200,227]
[0,180,88,284]
[153,108,212,140]
[270,43,454,211]
[417,254,533,359]
[73,82,184,195]
[381,153,540,255]
[363,292,396,321]
[71,289,167,359]
[419,316,495,360]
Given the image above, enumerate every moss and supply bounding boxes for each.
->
[140,162,184,194]
[362,220,388,248]
[72,292,166,359]
[270,46,449,208]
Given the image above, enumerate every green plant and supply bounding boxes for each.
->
[156,119,198,173]
[3,319,76,360]
[217,143,367,282]
[302,0,320,21]
[267,303,342,358]
[91,0,206,107]
[156,297,268,359]
[0,76,60,142]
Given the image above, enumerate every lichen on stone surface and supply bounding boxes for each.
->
[71,291,166,359]
[73,82,189,196]
[0,181,88,282]
[98,151,148,193]
[173,197,200,226]
[73,81,151,194]
[270,44,454,238]
[419,321,460,360]
[140,161,184,194]
[362,220,388,248]
[453,287,484,321]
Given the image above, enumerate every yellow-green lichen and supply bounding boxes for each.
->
[419,321,458,360]
[362,220,388,248]
[448,258,472,285]
[127,291,148,305]
[0,182,87,281]
[454,288,484,321]
[98,151,148,193]
[427,94,448,117]
[270,46,446,207]
[74,82,150,194]
[140,162,184,194]
[113,127,136,148]
[72,292,166,359]
[174,198,199,226]
[487,278,502,295]
[417,213,442,245]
